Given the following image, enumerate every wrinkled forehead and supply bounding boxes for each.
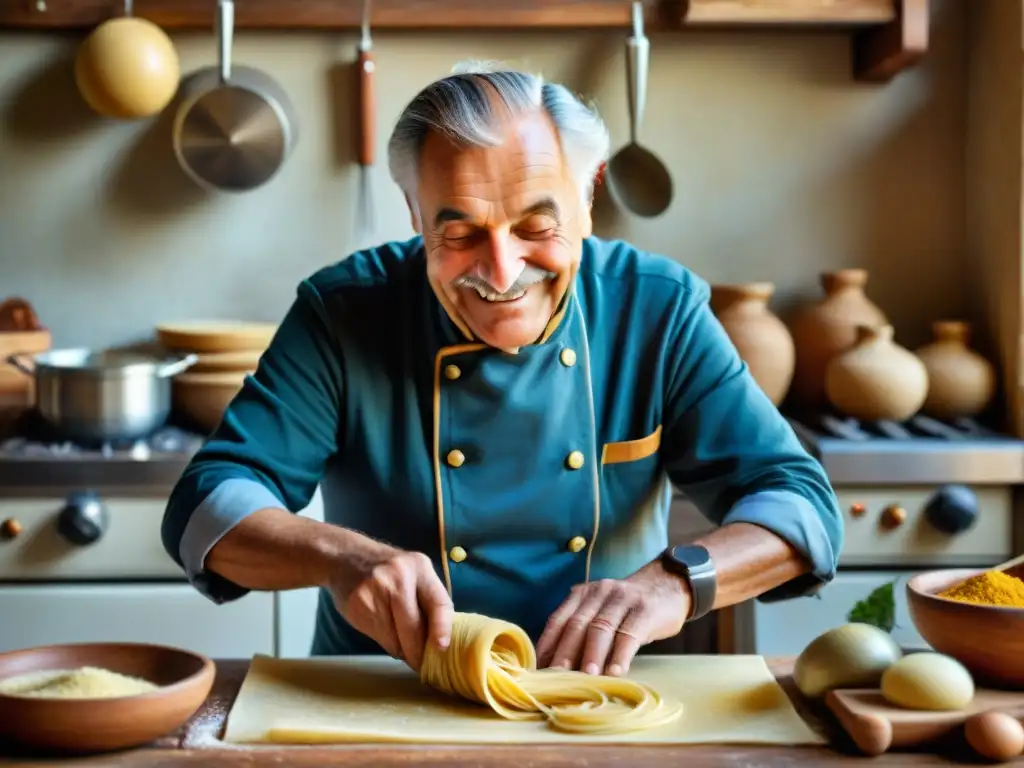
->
[416,108,571,222]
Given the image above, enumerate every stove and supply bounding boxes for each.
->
[727,410,1024,657]
[0,408,299,660]
[787,412,1024,486]
[0,411,204,491]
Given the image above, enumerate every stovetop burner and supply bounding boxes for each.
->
[0,426,204,461]
[0,410,206,490]
[794,412,1016,443]
[0,410,205,462]
[784,410,1024,486]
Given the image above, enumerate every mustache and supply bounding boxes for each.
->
[452,265,556,298]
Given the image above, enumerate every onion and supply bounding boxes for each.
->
[881,653,974,710]
[794,623,902,698]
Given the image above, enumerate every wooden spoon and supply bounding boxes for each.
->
[992,552,1024,582]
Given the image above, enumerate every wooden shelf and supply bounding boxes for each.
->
[0,0,896,30]
[683,0,894,26]
[0,0,927,83]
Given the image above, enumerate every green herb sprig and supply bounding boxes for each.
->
[846,582,896,633]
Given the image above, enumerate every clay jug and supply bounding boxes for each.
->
[915,321,996,420]
[710,283,795,405]
[825,325,929,422]
[788,269,888,411]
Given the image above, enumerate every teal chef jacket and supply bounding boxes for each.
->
[161,235,843,655]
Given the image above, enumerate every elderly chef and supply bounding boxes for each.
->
[161,63,843,678]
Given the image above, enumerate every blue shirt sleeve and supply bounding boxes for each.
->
[660,278,843,602]
[161,279,344,604]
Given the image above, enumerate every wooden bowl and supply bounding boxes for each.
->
[0,642,214,753]
[906,568,1024,689]
[172,370,248,433]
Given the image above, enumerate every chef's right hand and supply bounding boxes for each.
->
[328,545,453,672]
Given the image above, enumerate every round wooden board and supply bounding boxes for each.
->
[156,321,276,353]
[191,350,263,373]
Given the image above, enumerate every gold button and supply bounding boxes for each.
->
[568,536,587,553]
[446,449,465,468]
[449,545,467,563]
[560,348,577,367]
[566,450,585,470]
[444,364,461,380]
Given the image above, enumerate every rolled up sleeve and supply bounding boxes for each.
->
[660,279,843,601]
[161,278,344,604]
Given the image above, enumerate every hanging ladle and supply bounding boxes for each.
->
[603,1,673,218]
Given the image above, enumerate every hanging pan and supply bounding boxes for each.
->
[172,0,298,192]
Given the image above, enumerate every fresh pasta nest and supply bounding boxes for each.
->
[420,612,684,734]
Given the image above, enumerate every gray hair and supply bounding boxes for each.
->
[387,61,611,217]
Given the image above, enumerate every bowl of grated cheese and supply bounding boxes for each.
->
[0,642,215,753]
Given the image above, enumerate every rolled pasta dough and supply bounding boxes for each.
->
[419,612,683,734]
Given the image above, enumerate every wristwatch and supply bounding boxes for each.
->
[660,544,717,621]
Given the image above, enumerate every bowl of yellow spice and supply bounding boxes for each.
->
[907,565,1024,689]
[0,641,215,753]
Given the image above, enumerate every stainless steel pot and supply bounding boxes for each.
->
[6,349,197,444]
[172,0,298,192]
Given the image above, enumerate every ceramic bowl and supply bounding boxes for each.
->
[0,642,215,753]
[171,370,248,432]
[906,568,1024,689]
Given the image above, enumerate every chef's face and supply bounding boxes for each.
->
[413,106,592,350]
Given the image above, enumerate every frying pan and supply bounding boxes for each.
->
[172,0,298,192]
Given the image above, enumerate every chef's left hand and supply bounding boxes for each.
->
[535,559,691,677]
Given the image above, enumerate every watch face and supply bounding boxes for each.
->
[671,544,711,569]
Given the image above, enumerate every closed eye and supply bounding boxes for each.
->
[515,214,557,240]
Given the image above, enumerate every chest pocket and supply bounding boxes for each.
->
[599,425,663,519]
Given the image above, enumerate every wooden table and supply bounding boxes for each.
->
[1,657,1021,766]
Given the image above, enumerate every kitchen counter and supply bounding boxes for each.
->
[2,657,1017,767]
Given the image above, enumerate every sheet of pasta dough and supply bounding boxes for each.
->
[221,654,825,746]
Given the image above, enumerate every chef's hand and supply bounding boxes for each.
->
[535,560,691,677]
[327,543,453,672]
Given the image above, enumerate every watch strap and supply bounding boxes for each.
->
[663,544,717,621]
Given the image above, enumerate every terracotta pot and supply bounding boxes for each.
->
[788,269,888,410]
[825,325,929,422]
[915,321,996,420]
[710,283,795,405]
